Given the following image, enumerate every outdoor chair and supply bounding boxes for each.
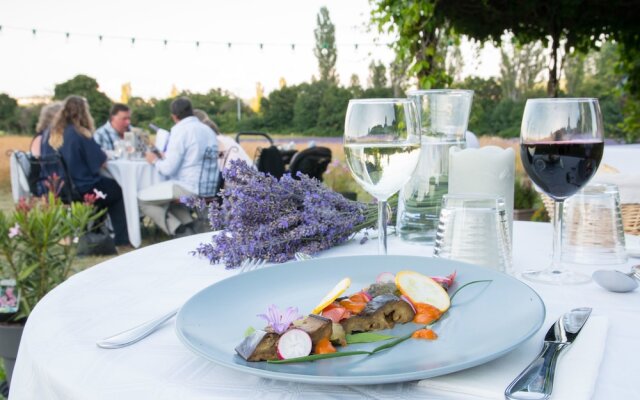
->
[288,146,332,181]
[235,131,286,178]
[191,146,223,234]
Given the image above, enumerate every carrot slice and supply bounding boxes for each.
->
[314,337,337,354]
[411,329,438,340]
[412,302,442,325]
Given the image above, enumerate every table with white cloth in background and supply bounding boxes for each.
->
[105,159,165,247]
[9,221,640,399]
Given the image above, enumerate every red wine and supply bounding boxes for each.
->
[520,141,604,200]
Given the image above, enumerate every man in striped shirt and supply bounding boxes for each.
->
[93,103,131,151]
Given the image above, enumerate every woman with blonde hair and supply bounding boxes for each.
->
[30,101,63,157]
[42,95,129,246]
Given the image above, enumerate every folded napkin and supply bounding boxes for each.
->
[418,316,608,400]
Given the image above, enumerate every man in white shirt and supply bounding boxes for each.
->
[138,97,218,236]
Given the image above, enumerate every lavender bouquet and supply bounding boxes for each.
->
[185,160,383,268]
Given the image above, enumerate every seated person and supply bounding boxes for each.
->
[31,102,63,158]
[193,108,253,170]
[44,95,130,246]
[27,102,63,195]
[139,97,217,236]
[93,103,131,151]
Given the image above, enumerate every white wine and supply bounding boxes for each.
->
[345,143,420,200]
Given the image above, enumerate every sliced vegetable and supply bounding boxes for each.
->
[431,271,457,291]
[314,337,337,354]
[311,277,351,315]
[321,307,350,323]
[412,302,443,325]
[395,270,451,312]
[411,329,438,340]
[276,329,312,360]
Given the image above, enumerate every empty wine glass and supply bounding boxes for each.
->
[344,99,421,254]
[520,98,604,284]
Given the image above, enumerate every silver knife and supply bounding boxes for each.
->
[504,307,592,400]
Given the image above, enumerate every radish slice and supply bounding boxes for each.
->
[277,329,312,359]
[376,272,395,283]
[360,291,372,301]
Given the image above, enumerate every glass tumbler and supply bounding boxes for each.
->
[562,183,628,264]
[433,194,512,273]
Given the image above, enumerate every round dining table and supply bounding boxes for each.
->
[105,159,165,248]
[9,222,640,399]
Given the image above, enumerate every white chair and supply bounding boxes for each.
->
[8,151,32,203]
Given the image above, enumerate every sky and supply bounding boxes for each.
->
[0,0,501,102]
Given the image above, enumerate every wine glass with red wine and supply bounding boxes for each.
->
[520,98,604,284]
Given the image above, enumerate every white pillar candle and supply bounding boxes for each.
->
[448,146,515,238]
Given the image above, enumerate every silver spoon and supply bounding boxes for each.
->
[592,265,640,293]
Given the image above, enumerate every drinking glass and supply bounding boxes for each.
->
[344,99,421,254]
[562,183,627,265]
[433,194,512,273]
[520,98,604,284]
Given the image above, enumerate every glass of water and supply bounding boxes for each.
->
[433,194,512,273]
[344,99,421,255]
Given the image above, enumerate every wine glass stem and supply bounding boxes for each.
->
[551,200,564,271]
[378,200,388,255]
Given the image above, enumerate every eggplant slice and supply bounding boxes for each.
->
[340,294,415,334]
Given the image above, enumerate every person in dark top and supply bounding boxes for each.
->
[44,95,129,246]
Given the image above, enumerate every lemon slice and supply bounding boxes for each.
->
[311,277,351,315]
[395,270,450,312]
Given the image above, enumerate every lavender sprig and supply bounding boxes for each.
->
[186,160,384,268]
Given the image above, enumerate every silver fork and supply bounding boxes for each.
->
[97,258,267,349]
[238,257,267,273]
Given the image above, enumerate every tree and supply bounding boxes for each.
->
[435,0,640,97]
[293,81,327,133]
[0,93,18,133]
[261,85,299,131]
[499,40,547,100]
[368,61,388,89]
[371,0,452,89]
[314,7,338,83]
[317,85,352,135]
[53,75,112,125]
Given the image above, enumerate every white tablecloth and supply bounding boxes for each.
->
[9,222,640,399]
[105,160,165,247]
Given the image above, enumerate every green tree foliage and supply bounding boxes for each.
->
[314,7,338,83]
[371,0,452,89]
[317,85,352,135]
[436,0,640,97]
[293,81,327,133]
[53,75,112,125]
[0,93,19,133]
[261,85,299,132]
[368,61,388,89]
[499,40,546,101]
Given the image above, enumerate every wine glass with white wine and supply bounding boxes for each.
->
[344,99,421,255]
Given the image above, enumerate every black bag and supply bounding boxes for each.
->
[77,224,117,256]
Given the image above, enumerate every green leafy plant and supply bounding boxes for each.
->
[0,186,104,322]
[514,178,538,210]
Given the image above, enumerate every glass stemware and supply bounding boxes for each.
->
[344,99,421,254]
[519,98,604,284]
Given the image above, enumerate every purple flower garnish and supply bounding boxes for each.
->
[257,304,302,334]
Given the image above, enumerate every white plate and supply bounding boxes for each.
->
[176,255,545,385]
